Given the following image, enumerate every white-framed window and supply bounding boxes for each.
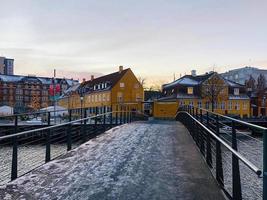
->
[221,102,225,110]
[234,88,239,95]
[120,82,125,88]
[235,102,240,110]
[243,102,248,110]
[228,101,232,110]
[187,87,193,95]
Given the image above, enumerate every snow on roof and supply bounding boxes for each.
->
[0,75,23,82]
[228,95,249,100]
[163,77,199,88]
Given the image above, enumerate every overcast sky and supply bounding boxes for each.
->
[0,0,267,84]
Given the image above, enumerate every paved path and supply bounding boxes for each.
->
[0,120,225,200]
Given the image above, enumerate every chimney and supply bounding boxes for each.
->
[191,70,196,77]
[82,78,86,83]
[119,66,123,73]
[91,75,94,81]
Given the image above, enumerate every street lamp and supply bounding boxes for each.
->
[80,95,84,120]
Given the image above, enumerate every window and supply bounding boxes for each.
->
[134,83,139,89]
[221,102,225,110]
[235,74,239,79]
[197,101,202,108]
[205,102,210,109]
[234,88,239,95]
[120,82,125,88]
[243,102,247,110]
[117,92,123,102]
[187,87,193,95]
[107,94,110,101]
[228,102,232,110]
[171,89,174,94]
[235,103,240,110]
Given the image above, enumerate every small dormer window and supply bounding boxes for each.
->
[102,83,104,89]
[120,82,125,88]
[187,87,193,95]
[234,88,239,95]
[171,89,174,94]
[93,85,96,90]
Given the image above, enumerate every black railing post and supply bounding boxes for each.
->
[11,115,18,181]
[69,109,72,122]
[116,105,118,125]
[45,112,51,163]
[123,106,126,124]
[83,109,87,142]
[206,112,212,168]
[200,109,203,123]
[232,121,242,200]
[67,110,72,151]
[263,129,267,200]
[215,115,224,186]
[11,136,18,181]
[120,105,123,125]
[103,106,106,131]
[110,106,113,126]
[95,107,98,125]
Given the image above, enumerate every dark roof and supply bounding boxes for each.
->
[81,68,130,89]
[163,72,215,89]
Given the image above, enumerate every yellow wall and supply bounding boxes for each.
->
[111,69,144,112]
[58,69,144,112]
[153,99,250,118]
[153,101,179,119]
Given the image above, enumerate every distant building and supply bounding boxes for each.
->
[153,71,250,118]
[59,66,144,114]
[0,57,14,75]
[0,74,78,113]
[221,66,267,85]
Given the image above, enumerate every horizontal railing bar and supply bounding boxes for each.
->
[186,106,267,131]
[177,111,262,176]
[0,110,144,141]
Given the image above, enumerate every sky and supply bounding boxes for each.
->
[0,0,267,85]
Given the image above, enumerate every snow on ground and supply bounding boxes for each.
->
[0,121,224,200]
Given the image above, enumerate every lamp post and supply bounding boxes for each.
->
[80,95,84,120]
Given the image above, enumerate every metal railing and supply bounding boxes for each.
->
[0,109,147,185]
[176,105,267,200]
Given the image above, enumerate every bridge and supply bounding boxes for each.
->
[0,107,266,200]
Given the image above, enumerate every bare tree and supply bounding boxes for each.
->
[138,76,146,88]
[201,73,227,112]
[257,74,266,91]
[245,75,256,91]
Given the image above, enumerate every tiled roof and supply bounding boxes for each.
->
[82,68,130,92]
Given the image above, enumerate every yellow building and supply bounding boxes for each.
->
[59,66,144,114]
[154,72,250,119]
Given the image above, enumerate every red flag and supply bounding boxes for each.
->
[49,85,54,96]
[55,84,60,93]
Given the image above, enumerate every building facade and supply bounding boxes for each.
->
[59,66,144,114]
[0,57,14,75]
[221,66,267,85]
[0,74,78,113]
[154,72,250,118]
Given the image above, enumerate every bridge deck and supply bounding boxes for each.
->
[0,120,225,200]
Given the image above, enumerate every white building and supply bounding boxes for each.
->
[221,66,267,85]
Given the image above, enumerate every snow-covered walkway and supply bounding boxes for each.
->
[0,120,225,200]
